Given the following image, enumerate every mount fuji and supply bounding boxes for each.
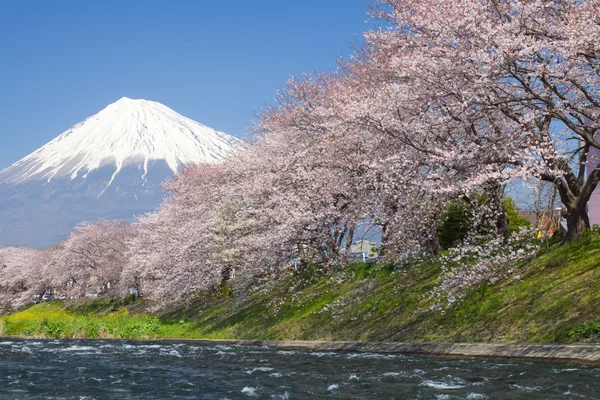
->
[0,97,239,248]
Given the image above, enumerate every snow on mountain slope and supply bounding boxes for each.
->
[0,97,239,248]
[0,97,238,186]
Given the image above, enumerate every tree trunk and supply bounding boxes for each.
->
[495,209,509,241]
[379,221,393,258]
[423,222,441,255]
[379,203,399,258]
[134,276,142,297]
[487,183,509,242]
[220,266,233,285]
[563,204,589,241]
[541,165,600,242]
[339,224,355,263]
[345,225,355,253]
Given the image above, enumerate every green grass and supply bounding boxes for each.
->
[0,301,203,340]
[2,235,600,343]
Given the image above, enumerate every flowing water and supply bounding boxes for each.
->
[0,339,598,399]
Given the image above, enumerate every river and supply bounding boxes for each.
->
[0,339,598,399]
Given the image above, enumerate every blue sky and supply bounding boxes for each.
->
[0,0,374,170]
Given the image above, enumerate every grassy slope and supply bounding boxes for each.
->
[2,236,600,342]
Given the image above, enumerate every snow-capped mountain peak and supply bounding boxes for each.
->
[0,98,239,247]
[0,97,238,185]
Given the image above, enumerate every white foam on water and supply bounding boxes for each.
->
[272,391,291,399]
[12,344,33,354]
[419,379,466,390]
[470,377,489,387]
[277,350,300,356]
[327,383,340,391]
[270,373,283,378]
[563,384,574,395]
[61,345,98,352]
[13,345,33,354]
[310,351,339,358]
[164,349,182,357]
[349,373,359,380]
[39,347,60,354]
[466,394,488,399]
[561,384,587,398]
[346,352,397,360]
[488,363,516,369]
[509,384,542,392]
[241,386,258,397]
[381,372,408,378]
[551,367,579,373]
[119,343,163,351]
[0,341,13,345]
[111,388,131,393]
[246,367,274,374]
[136,344,163,349]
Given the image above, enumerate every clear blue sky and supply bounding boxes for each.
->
[0,0,374,170]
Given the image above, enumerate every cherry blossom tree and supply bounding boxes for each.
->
[124,164,235,305]
[364,0,600,239]
[49,220,135,298]
[256,70,451,261]
[0,247,54,307]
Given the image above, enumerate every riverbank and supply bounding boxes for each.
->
[172,339,600,363]
[2,234,600,345]
[2,335,600,363]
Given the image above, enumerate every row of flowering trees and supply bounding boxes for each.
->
[2,0,599,310]
[0,221,133,308]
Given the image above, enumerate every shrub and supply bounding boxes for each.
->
[568,322,600,340]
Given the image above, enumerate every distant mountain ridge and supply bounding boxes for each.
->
[0,97,238,248]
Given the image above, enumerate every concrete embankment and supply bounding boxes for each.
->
[180,339,600,363]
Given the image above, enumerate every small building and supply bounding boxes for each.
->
[341,240,379,261]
